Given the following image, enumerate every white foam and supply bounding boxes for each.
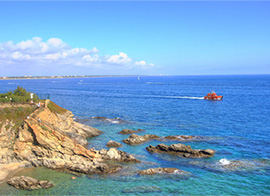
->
[219,158,231,165]
[105,119,120,124]
[109,120,120,124]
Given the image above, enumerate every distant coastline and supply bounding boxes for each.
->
[1,74,269,80]
[0,75,143,80]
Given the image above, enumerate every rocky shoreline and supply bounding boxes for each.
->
[0,101,139,184]
[3,100,265,191]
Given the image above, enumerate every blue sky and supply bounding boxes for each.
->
[0,1,269,76]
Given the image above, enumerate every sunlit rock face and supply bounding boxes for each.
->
[0,102,139,179]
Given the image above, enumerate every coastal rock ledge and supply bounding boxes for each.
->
[146,143,215,158]
[7,176,54,190]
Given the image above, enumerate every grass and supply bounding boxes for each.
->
[0,106,36,131]
[47,101,67,114]
[40,124,50,132]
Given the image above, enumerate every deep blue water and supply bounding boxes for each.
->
[0,75,270,195]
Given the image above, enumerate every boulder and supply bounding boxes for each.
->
[7,176,54,190]
[123,134,160,145]
[106,140,122,148]
[97,148,140,163]
[146,143,215,158]
[118,129,145,135]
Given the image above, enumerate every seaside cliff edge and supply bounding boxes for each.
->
[0,100,139,181]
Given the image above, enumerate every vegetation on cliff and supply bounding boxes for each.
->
[0,107,35,130]
[47,101,67,114]
[0,86,39,103]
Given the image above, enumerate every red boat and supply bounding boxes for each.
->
[204,91,223,100]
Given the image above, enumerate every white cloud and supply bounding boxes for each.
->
[16,40,34,50]
[107,52,132,64]
[0,37,154,70]
[82,54,100,62]
[11,51,31,60]
[47,38,67,49]
[134,60,146,66]
[90,47,99,54]
[45,53,61,60]
[134,60,154,67]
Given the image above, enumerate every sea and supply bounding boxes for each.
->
[0,75,269,195]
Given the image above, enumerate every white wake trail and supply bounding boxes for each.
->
[146,95,204,100]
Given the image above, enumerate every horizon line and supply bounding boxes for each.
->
[1,73,269,80]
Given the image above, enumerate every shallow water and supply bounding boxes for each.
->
[0,75,270,195]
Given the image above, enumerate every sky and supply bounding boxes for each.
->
[0,1,269,76]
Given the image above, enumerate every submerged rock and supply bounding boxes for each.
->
[162,135,205,142]
[106,140,122,148]
[7,176,54,190]
[189,159,270,173]
[92,116,125,124]
[123,134,160,145]
[122,185,162,193]
[118,129,145,135]
[138,167,191,176]
[146,143,215,158]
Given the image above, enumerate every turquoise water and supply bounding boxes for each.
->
[0,75,270,195]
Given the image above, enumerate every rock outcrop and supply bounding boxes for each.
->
[123,134,160,145]
[97,148,139,163]
[0,102,140,180]
[138,167,191,175]
[106,140,122,148]
[146,143,215,158]
[7,176,53,190]
[118,129,145,135]
[34,107,102,147]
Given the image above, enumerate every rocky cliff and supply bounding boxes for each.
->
[0,101,138,181]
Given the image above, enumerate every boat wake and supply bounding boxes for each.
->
[172,96,204,100]
[148,95,204,100]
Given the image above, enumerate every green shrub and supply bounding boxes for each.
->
[0,86,39,103]
[0,98,10,103]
